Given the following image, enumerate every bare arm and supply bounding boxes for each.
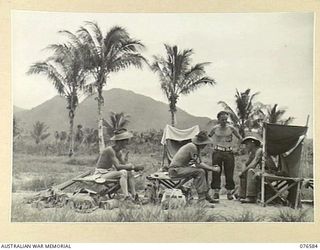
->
[117,150,129,164]
[113,153,144,171]
[110,153,134,171]
[239,148,262,176]
[208,126,217,137]
[196,162,221,172]
[231,126,242,140]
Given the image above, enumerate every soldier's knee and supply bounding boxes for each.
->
[195,168,206,176]
[127,170,134,177]
[119,169,127,177]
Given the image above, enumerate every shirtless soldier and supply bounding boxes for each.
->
[209,111,242,202]
[94,129,143,202]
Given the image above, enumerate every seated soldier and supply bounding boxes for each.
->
[238,136,263,203]
[168,131,221,205]
[95,128,141,202]
[238,136,279,203]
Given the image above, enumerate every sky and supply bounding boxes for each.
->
[12,11,314,137]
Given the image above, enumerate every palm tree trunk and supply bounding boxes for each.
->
[170,110,176,127]
[68,110,75,157]
[98,89,105,153]
[169,97,178,127]
[239,126,245,138]
[239,119,246,138]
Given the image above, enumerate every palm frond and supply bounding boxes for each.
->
[179,77,215,95]
[103,26,128,55]
[77,25,102,60]
[84,21,103,44]
[103,111,130,136]
[58,30,84,48]
[151,58,174,99]
[45,43,69,57]
[248,91,260,107]
[111,39,145,55]
[27,62,68,96]
[108,54,146,72]
[106,39,146,67]
[282,117,295,125]
[217,101,236,115]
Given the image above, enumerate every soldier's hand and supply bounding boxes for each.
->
[124,151,129,162]
[212,165,221,172]
[134,165,145,171]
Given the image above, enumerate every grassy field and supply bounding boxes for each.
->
[11,141,314,222]
[11,192,313,222]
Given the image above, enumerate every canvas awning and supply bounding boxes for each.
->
[264,123,307,156]
[161,125,200,145]
[264,123,308,178]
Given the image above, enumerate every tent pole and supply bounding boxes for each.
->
[261,124,266,207]
[305,115,310,127]
[161,145,166,168]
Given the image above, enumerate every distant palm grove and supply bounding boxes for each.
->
[17,21,294,157]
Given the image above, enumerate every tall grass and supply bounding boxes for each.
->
[11,193,314,223]
[270,208,313,222]
[116,204,224,222]
[116,205,165,222]
[11,198,282,222]
[218,209,265,222]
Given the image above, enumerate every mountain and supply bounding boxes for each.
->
[13,105,26,114]
[15,95,68,132]
[15,88,212,133]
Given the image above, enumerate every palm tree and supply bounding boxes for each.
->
[30,121,50,144]
[266,104,295,125]
[103,112,130,137]
[13,116,20,139]
[218,89,259,137]
[27,31,88,156]
[77,22,147,152]
[151,44,215,127]
[75,124,84,144]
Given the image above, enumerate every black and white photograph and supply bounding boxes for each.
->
[11,11,314,223]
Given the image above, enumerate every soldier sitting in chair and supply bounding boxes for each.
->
[238,136,263,203]
[238,136,280,203]
[168,131,221,205]
[94,128,143,202]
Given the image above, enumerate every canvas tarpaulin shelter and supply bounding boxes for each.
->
[265,123,307,156]
[161,125,200,165]
[261,123,308,208]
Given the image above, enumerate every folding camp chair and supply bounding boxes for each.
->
[146,125,200,202]
[260,121,309,209]
[304,179,314,190]
[301,178,314,204]
[73,173,121,199]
